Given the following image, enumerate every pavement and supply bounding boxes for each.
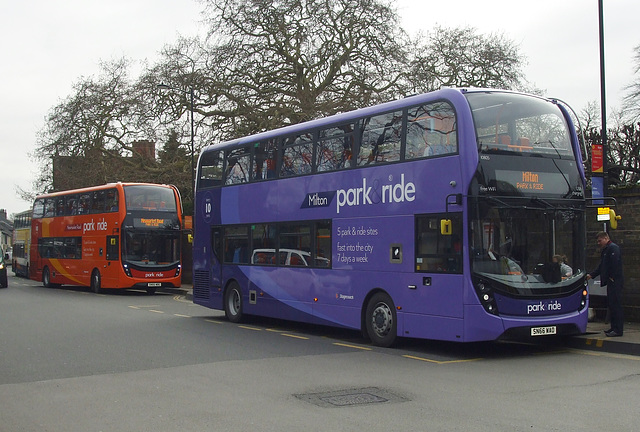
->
[165,285,640,356]
[564,319,640,356]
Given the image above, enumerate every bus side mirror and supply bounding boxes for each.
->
[441,219,452,235]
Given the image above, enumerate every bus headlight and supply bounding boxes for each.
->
[175,265,181,277]
[123,263,132,277]
[474,278,499,315]
[579,283,588,311]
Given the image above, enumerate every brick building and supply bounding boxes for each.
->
[587,186,640,321]
[52,141,156,192]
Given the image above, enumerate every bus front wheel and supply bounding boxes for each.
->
[224,282,243,323]
[91,270,101,294]
[365,292,397,348]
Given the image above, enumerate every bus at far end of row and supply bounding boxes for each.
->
[30,182,183,294]
[11,209,32,278]
[193,88,588,346]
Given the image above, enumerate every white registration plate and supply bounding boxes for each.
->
[148,282,162,287]
[531,326,556,336]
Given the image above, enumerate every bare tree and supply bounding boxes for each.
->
[33,0,530,211]
[151,1,527,149]
[623,43,640,121]
[579,106,640,187]
[405,26,525,94]
[34,58,158,192]
[197,0,409,132]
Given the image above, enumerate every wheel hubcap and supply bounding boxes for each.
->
[230,290,240,314]
[371,302,392,337]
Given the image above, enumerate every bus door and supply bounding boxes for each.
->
[412,213,465,318]
[99,235,119,287]
[106,235,119,260]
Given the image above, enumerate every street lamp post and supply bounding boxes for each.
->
[157,83,195,198]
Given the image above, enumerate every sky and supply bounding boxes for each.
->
[1,0,638,218]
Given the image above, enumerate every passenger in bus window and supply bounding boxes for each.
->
[78,194,91,214]
[56,199,65,216]
[44,200,55,217]
[266,156,276,178]
[106,189,118,211]
[553,254,573,278]
[66,196,78,215]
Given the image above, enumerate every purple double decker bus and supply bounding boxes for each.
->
[193,88,588,346]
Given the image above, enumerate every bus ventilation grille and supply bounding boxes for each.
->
[193,270,211,300]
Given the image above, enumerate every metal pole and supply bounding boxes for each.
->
[190,87,195,201]
[599,0,607,199]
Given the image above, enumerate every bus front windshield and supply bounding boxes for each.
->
[470,199,585,295]
[122,230,180,267]
[466,92,573,158]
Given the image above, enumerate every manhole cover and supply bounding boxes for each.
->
[295,387,408,408]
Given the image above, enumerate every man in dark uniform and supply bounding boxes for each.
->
[586,231,624,337]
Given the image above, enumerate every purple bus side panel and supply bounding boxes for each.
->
[402,313,465,341]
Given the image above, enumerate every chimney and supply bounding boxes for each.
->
[132,140,156,160]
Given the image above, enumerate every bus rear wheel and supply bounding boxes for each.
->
[42,267,52,288]
[365,292,397,348]
[224,282,243,323]
[91,270,101,294]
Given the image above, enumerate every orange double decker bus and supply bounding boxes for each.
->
[30,183,183,294]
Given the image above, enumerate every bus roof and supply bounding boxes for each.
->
[34,182,177,199]
[200,87,551,155]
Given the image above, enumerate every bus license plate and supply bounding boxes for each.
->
[148,282,162,287]
[531,326,556,336]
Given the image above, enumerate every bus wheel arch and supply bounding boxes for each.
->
[90,269,101,294]
[224,280,244,323]
[362,289,398,348]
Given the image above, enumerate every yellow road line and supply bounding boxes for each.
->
[173,314,191,318]
[570,349,640,361]
[239,325,262,331]
[149,309,165,314]
[282,333,309,340]
[333,342,372,351]
[204,319,222,324]
[403,355,482,364]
